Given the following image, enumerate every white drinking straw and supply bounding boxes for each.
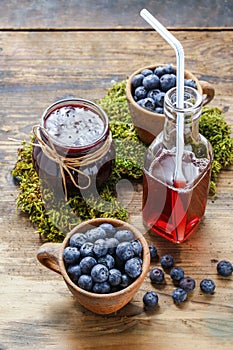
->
[140,9,186,185]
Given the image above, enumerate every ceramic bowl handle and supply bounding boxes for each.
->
[37,243,62,275]
[199,80,215,106]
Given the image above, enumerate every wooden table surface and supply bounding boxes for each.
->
[1,1,233,349]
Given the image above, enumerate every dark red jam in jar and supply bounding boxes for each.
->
[32,98,115,198]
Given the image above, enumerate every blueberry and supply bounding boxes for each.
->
[91,264,109,283]
[98,254,115,269]
[217,260,233,277]
[179,276,196,292]
[78,274,93,291]
[147,89,161,100]
[160,254,174,269]
[154,66,165,77]
[172,288,187,303]
[108,269,122,286]
[106,237,119,255]
[125,257,142,279]
[85,227,107,242]
[200,279,216,294]
[132,73,144,88]
[143,291,159,308]
[67,264,82,283]
[79,256,97,274]
[69,233,86,249]
[79,242,94,257]
[148,244,158,259]
[137,97,155,111]
[149,268,164,284]
[184,79,197,89]
[153,92,165,107]
[114,229,135,243]
[93,281,111,294]
[134,86,147,100]
[160,74,176,92]
[142,74,160,90]
[155,107,164,114]
[141,68,153,76]
[131,240,143,255]
[120,274,133,288]
[116,242,135,261]
[99,223,116,237]
[93,238,108,258]
[63,246,80,265]
[170,267,185,282]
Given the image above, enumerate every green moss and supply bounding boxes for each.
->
[12,81,233,241]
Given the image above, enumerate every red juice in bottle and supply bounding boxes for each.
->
[142,149,212,243]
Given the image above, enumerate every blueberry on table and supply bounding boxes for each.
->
[143,291,159,308]
[160,254,175,269]
[63,246,80,265]
[132,73,144,89]
[91,264,109,283]
[93,282,111,294]
[79,256,97,274]
[69,233,86,249]
[217,260,233,276]
[172,288,187,303]
[148,244,158,259]
[179,276,196,292]
[149,268,164,284]
[125,257,142,279]
[134,86,147,100]
[78,274,93,291]
[116,242,135,261]
[200,279,216,294]
[141,68,154,76]
[142,74,160,91]
[170,267,185,282]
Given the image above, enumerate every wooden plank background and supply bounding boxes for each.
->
[1,0,233,29]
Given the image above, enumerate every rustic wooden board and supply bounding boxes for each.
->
[1,0,233,29]
[0,29,233,349]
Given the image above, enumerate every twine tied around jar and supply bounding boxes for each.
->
[32,125,113,200]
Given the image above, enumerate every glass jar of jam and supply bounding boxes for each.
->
[32,98,115,199]
[142,86,213,243]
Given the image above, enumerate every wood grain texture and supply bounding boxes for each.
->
[1,0,233,29]
[0,28,233,350]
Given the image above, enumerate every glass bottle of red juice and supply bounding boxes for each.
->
[142,86,213,243]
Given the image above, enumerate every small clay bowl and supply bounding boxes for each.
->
[37,218,150,315]
[126,63,215,145]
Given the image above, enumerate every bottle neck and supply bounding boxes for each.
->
[162,86,203,150]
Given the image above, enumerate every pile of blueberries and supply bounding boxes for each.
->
[131,64,197,114]
[63,223,144,294]
[143,246,233,308]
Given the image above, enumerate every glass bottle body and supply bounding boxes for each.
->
[142,87,213,243]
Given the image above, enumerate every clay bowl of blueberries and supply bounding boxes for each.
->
[37,218,150,315]
[126,63,215,145]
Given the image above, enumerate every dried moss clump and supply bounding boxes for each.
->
[12,81,233,241]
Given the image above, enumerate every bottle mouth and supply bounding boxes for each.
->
[40,98,109,151]
[165,86,203,115]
